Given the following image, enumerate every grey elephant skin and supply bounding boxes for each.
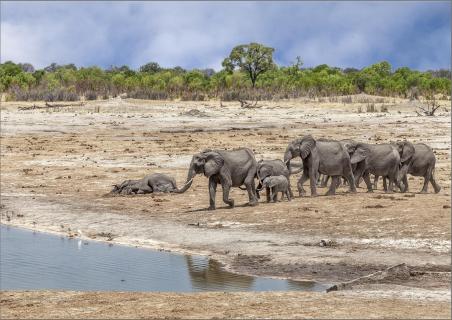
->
[177,148,258,210]
[262,175,291,202]
[348,142,401,193]
[256,159,297,201]
[284,135,356,196]
[395,141,441,193]
[319,139,357,188]
[111,173,178,195]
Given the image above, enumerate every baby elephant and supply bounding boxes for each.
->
[262,175,291,202]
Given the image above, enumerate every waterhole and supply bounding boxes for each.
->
[0,225,327,292]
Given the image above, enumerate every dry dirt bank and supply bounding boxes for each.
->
[1,289,450,319]
[1,96,451,317]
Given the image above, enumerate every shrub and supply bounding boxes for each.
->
[85,91,98,100]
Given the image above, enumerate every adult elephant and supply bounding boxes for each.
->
[348,142,401,193]
[176,148,258,210]
[319,138,358,188]
[256,159,301,201]
[395,141,441,193]
[283,135,356,196]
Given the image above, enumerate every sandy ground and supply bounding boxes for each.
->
[1,95,451,318]
[1,289,450,319]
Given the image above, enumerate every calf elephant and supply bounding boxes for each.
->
[256,159,298,201]
[284,135,356,196]
[395,141,441,193]
[262,175,291,202]
[110,173,178,195]
[348,143,401,193]
[176,148,258,210]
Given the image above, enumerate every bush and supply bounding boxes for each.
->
[85,91,97,100]
[380,104,389,112]
[366,103,376,112]
[341,96,353,104]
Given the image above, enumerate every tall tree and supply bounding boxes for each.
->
[222,43,275,87]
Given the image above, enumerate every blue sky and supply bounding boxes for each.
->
[1,1,450,71]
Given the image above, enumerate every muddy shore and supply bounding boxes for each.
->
[1,96,450,318]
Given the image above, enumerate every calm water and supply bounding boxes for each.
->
[0,225,327,292]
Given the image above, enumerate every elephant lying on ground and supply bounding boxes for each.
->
[284,135,356,196]
[176,148,258,210]
[347,142,401,193]
[262,175,291,202]
[256,159,300,201]
[395,141,441,193]
[110,173,178,195]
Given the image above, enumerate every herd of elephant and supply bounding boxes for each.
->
[110,136,441,210]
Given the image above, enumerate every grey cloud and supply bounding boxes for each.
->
[1,1,450,70]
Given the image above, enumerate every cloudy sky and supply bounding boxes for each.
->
[1,1,450,71]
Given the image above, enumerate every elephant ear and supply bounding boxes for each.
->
[401,142,415,163]
[342,141,356,155]
[350,147,367,164]
[299,135,316,159]
[203,151,224,177]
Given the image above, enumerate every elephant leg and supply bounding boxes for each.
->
[353,164,365,189]
[255,181,262,200]
[430,175,441,193]
[362,171,373,192]
[269,187,275,202]
[297,171,309,196]
[320,175,329,187]
[221,180,234,208]
[386,176,395,194]
[342,177,348,186]
[420,171,432,193]
[309,167,318,197]
[244,174,258,206]
[382,177,388,192]
[356,176,362,188]
[325,176,339,196]
[208,177,217,210]
[373,175,379,189]
[266,187,271,203]
[345,172,357,193]
[286,190,291,201]
[402,175,409,193]
[287,179,294,199]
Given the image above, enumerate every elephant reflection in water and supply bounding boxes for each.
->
[185,256,254,290]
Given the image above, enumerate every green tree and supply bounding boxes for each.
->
[140,62,162,74]
[222,42,275,87]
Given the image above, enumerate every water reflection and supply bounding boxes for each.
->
[185,256,254,291]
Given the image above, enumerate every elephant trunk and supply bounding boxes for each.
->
[284,150,303,174]
[284,149,292,172]
[398,163,410,182]
[175,162,196,193]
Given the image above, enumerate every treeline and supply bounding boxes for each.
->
[1,44,450,102]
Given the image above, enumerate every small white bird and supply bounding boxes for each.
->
[77,229,83,250]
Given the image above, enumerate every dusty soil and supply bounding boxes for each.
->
[1,289,450,319]
[1,95,451,318]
